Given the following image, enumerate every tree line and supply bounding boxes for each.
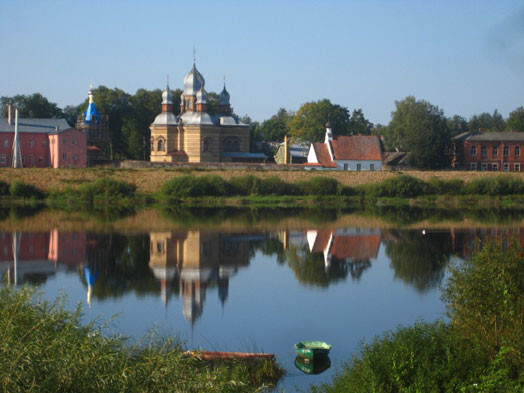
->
[1,91,523,168]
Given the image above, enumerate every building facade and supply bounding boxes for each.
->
[452,131,524,172]
[150,62,263,163]
[305,125,383,171]
[0,112,87,168]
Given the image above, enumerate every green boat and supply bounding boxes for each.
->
[295,356,331,375]
[294,341,331,360]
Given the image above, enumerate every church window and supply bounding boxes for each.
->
[202,138,211,152]
[223,136,240,152]
[157,139,165,152]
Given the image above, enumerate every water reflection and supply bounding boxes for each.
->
[1,227,522,323]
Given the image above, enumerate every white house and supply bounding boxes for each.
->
[305,125,383,171]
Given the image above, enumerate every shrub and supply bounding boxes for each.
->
[465,176,524,196]
[253,176,299,196]
[229,175,261,196]
[427,177,465,195]
[9,181,45,199]
[161,175,231,198]
[365,175,429,198]
[297,177,340,196]
[0,181,9,196]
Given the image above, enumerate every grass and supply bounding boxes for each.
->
[0,285,283,393]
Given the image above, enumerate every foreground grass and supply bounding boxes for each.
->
[0,286,282,393]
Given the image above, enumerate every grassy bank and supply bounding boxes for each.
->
[0,285,282,393]
[312,242,524,393]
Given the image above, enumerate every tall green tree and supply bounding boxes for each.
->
[349,108,373,135]
[468,110,506,132]
[447,115,469,136]
[0,93,63,119]
[288,99,351,142]
[258,108,294,142]
[507,107,524,131]
[388,96,451,169]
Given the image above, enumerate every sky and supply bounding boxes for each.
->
[0,0,523,125]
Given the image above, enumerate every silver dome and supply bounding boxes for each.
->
[196,87,207,104]
[218,86,230,106]
[183,63,205,95]
[153,112,178,125]
[162,87,173,104]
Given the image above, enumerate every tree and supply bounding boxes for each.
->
[257,108,294,142]
[0,93,63,119]
[288,99,351,143]
[349,109,373,135]
[507,107,524,131]
[388,96,451,169]
[447,115,468,137]
[468,110,506,132]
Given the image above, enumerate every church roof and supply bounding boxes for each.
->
[183,63,205,95]
[331,135,382,161]
[153,112,178,125]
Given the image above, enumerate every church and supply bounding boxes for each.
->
[150,62,262,163]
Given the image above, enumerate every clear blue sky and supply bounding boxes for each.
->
[0,0,522,125]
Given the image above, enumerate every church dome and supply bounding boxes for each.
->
[196,86,207,104]
[162,87,173,104]
[218,85,230,106]
[183,63,205,95]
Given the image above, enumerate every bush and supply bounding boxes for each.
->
[365,175,429,198]
[465,176,524,196]
[229,175,261,196]
[253,176,299,196]
[78,178,136,200]
[161,175,231,198]
[9,181,45,199]
[0,181,9,196]
[297,177,340,196]
[427,177,465,195]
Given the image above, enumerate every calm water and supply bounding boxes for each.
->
[1,207,522,391]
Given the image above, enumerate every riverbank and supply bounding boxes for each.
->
[0,285,282,392]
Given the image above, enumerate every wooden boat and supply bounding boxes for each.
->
[295,356,331,375]
[294,341,331,360]
[185,351,275,361]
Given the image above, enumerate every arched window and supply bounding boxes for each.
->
[202,138,210,152]
[157,139,165,152]
[223,136,240,152]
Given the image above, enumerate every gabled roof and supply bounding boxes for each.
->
[0,118,71,133]
[330,235,380,260]
[331,135,382,161]
[453,131,524,142]
[311,142,336,167]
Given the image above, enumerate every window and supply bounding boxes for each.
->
[3,139,8,148]
[72,139,76,145]
[63,139,67,144]
[343,163,348,170]
[157,139,165,152]
[516,146,520,157]
[73,153,77,161]
[0,154,5,164]
[492,163,499,171]
[29,140,34,148]
[504,146,509,156]
[38,156,43,163]
[356,163,362,172]
[223,136,240,152]
[481,146,486,157]
[471,146,476,156]
[481,163,487,171]
[515,163,521,172]
[470,163,477,170]
[156,241,164,254]
[202,138,210,152]
[492,146,498,157]
[503,163,509,172]
[370,163,375,171]
[29,155,34,165]
[62,153,67,160]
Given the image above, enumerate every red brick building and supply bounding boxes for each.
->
[452,131,524,172]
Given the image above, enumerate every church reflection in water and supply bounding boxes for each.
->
[2,227,524,324]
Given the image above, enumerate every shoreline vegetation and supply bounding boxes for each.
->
[0,286,283,393]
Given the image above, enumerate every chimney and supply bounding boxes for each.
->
[7,105,12,125]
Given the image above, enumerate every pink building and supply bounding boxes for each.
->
[0,115,87,168]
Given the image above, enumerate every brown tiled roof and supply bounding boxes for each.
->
[330,235,381,260]
[331,135,382,161]
[311,143,336,167]
[311,229,333,253]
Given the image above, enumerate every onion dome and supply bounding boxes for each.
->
[183,63,205,95]
[84,83,101,124]
[218,85,230,106]
[196,86,207,104]
[162,85,173,104]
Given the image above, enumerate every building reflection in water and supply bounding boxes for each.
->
[149,231,252,326]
